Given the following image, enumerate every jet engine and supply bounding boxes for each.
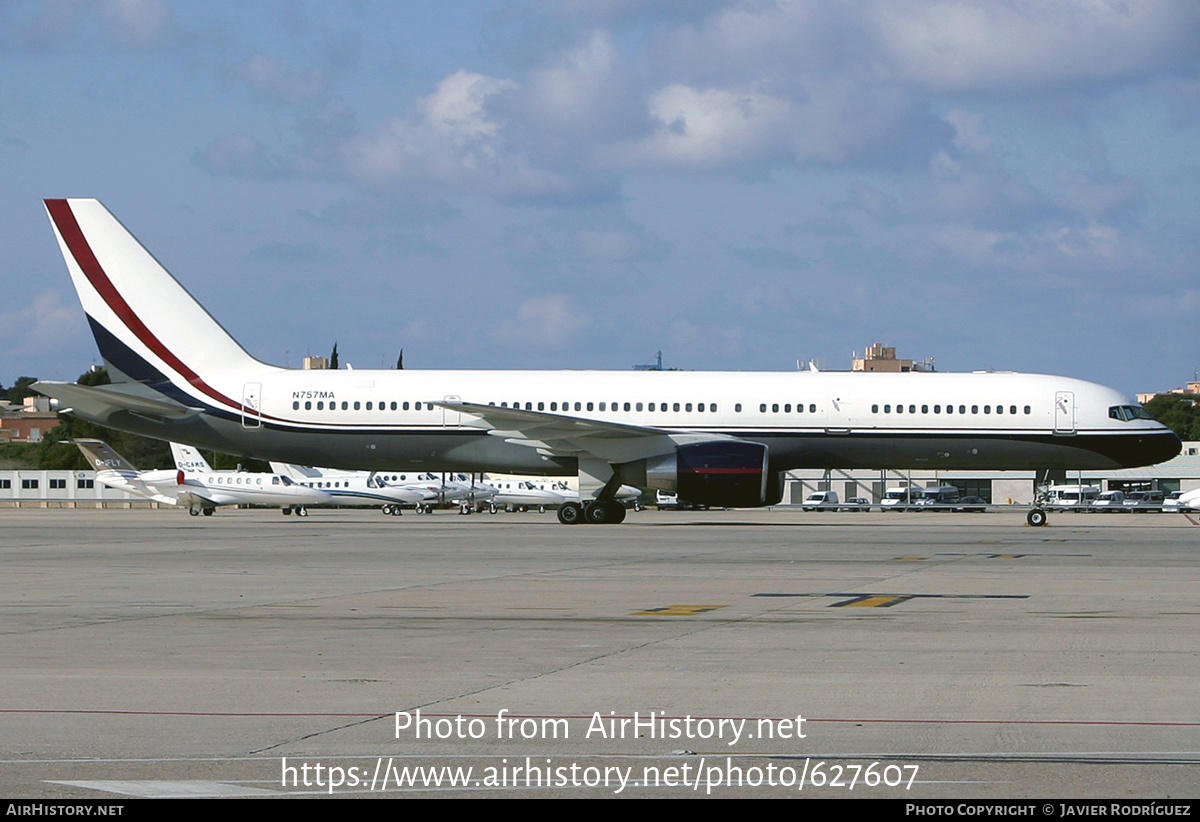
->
[619,440,772,508]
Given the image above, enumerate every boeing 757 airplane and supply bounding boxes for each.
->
[39,200,1180,526]
[75,438,332,516]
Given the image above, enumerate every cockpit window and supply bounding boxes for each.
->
[1109,405,1155,422]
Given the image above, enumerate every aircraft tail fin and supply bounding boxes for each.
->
[269,462,319,479]
[170,443,214,473]
[44,199,269,412]
[73,438,138,473]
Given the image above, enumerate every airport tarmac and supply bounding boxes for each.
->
[0,506,1196,799]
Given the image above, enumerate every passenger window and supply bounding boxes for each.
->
[759,404,766,412]
[735,403,742,412]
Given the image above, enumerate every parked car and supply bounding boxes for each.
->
[1163,491,1197,513]
[1091,490,1126,512]
[843,497,872,511]
[1123,490,1165,512]
[952,496,988,512]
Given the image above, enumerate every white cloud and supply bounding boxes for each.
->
[0,290,85,359]
[873,0,1200,91]
[100,0,168,48]
[622,83,795,167]
[233,54,328,105]
[528,30,619,129]
[493,294,587,347]
[347,69,571,197]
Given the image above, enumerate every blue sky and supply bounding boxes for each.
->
[3,0,1198,396]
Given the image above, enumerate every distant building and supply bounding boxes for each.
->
[1138,380,1200,405]
[0,396,61,443]
[303,356,329,370]
[851,343,932,373]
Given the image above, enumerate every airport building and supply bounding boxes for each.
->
[781,442,1200,505]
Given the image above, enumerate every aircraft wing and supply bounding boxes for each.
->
[175,487,228,509]
[34,381,198,421]
[434,400,741,463]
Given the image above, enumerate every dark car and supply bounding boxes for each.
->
[953,496,988,512]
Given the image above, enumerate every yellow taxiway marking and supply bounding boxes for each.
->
[632,605,728,616]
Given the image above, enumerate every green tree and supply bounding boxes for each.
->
[1144,394,1200,442]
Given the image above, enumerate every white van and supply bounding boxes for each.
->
[802,491,840,511]
[917,486,960,509]
[880,486,924,511]
[1046,485,1101,512]
[1091,490,1126,512]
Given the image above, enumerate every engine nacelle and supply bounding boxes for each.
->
[621,441,770,508]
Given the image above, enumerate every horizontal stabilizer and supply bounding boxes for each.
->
[33,380,197,421]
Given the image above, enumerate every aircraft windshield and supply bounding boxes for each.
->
[1108,405,1155,422]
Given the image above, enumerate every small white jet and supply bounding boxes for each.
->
[484,476,642,513]
[269,463,444,515]
[74,439,332,516]
[1175,487,1200,525]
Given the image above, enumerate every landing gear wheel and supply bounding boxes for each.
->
[584,501,608,524]
[538,505,546,514]
[489,504,498,514]
[189,508,200,517]
[297,506,308,518]
[1027,508,1047,527]
[382,505,393,515]
[609,503,627,524]
[557,502,583,525]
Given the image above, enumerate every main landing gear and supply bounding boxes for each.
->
[557,500,627,525]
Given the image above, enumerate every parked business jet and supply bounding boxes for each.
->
[269,463,443,514]
[39,200,1180,526]
[486,476,642,513]
[75,438,332,516]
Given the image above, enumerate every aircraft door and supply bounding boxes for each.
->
[1054,391,1075,435]
[242,383,262,429]
[442,395,461,428]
